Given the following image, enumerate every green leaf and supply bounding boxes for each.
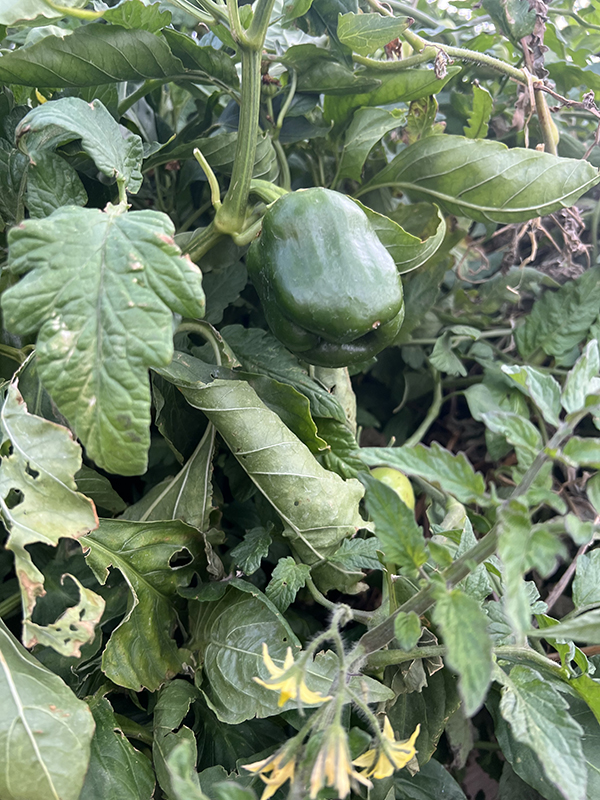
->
[157,354,365,594]
[528,610,600,644]
[230,527,273,575]
[25,149,87,218]
[573,550,600,609]
[492,689,599,800]
[323,67,461,128]
[81,694,155,800]
[362,473,427,574]
[482,0,536,42]
[283,45,381,95]
[24,574,105,658]
[516,268,600,361]
[0,618,95,800]
[337,12,409,56]
[2,204,205,476]
[221,325,346,423]
[429,330,467,377]
[203,261,248,325]
[162,29,239,89]
[360,442,488,505]
[83,519,208,691]
[153,681,201,799]
[501,365,562,427]
[353,199,446,274]
[103,0,172,32]
[394,611,421,651]
[0,24,184,87]
[122,427,215,528]
[497,499,535,638]
[495,665,586,800]
[463,83,493,139]
[395,757,467,800]
[570,673,600,727]
[166,740,211,800]
[75,464,126,514]
[562,339,600,415]
[0,145,28,229]
[265,557,311,612]
[481,410,542,468]
[0,0,87,24]
[562,436,600,469]
[457,515,494,603]
[588,472,600,515]
[0,382,99,644]
[387,662,460,767]
[337,107,404,182]
[361,135,600,223]
[17,97,143,194]
[190,581,391,724]
[432,586,493,716]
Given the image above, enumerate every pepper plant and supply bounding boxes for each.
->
[1,0,600,799]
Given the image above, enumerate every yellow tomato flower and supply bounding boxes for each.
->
[309,723,372,799]
[353,718,420,779]
[244,749,296,800]
[253,643,331,707]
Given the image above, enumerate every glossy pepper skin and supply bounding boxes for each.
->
[247,188,405,367]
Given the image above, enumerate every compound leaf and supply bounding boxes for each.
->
[2,204,205,476]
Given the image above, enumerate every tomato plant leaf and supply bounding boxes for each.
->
[516,269,600,361]
[495,665,586,800]
[432,586,493,716]
[157,354,365,593]
[362,473,427,574]
[166,740,211,800]
[2,204,205,475]
[17,97,143,194]
[361,135,600,223]
[25,150,87,218]
[360,442,489,505]
[230,526,273,575]
[83,519,208,691]
[501,365,562,427]
[562,339,600,415]
[0,382,98,644]
[0,618,95,800]
[573,550,600,609]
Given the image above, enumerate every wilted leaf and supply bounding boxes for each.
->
[157,353,365,594]
[2,204,205,475]
[84,519,207,691]
[0,619,95,800]
[0,382,98,645]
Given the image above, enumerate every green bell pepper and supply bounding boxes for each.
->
[246,187,405,367]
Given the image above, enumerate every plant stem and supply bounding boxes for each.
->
[350,420,582,666]
[185,221,224,261]
[402,27,527,84]
[403,367,442,447]
[214,48,262,234]
[305,576,373,626]
[0,592,21,620]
